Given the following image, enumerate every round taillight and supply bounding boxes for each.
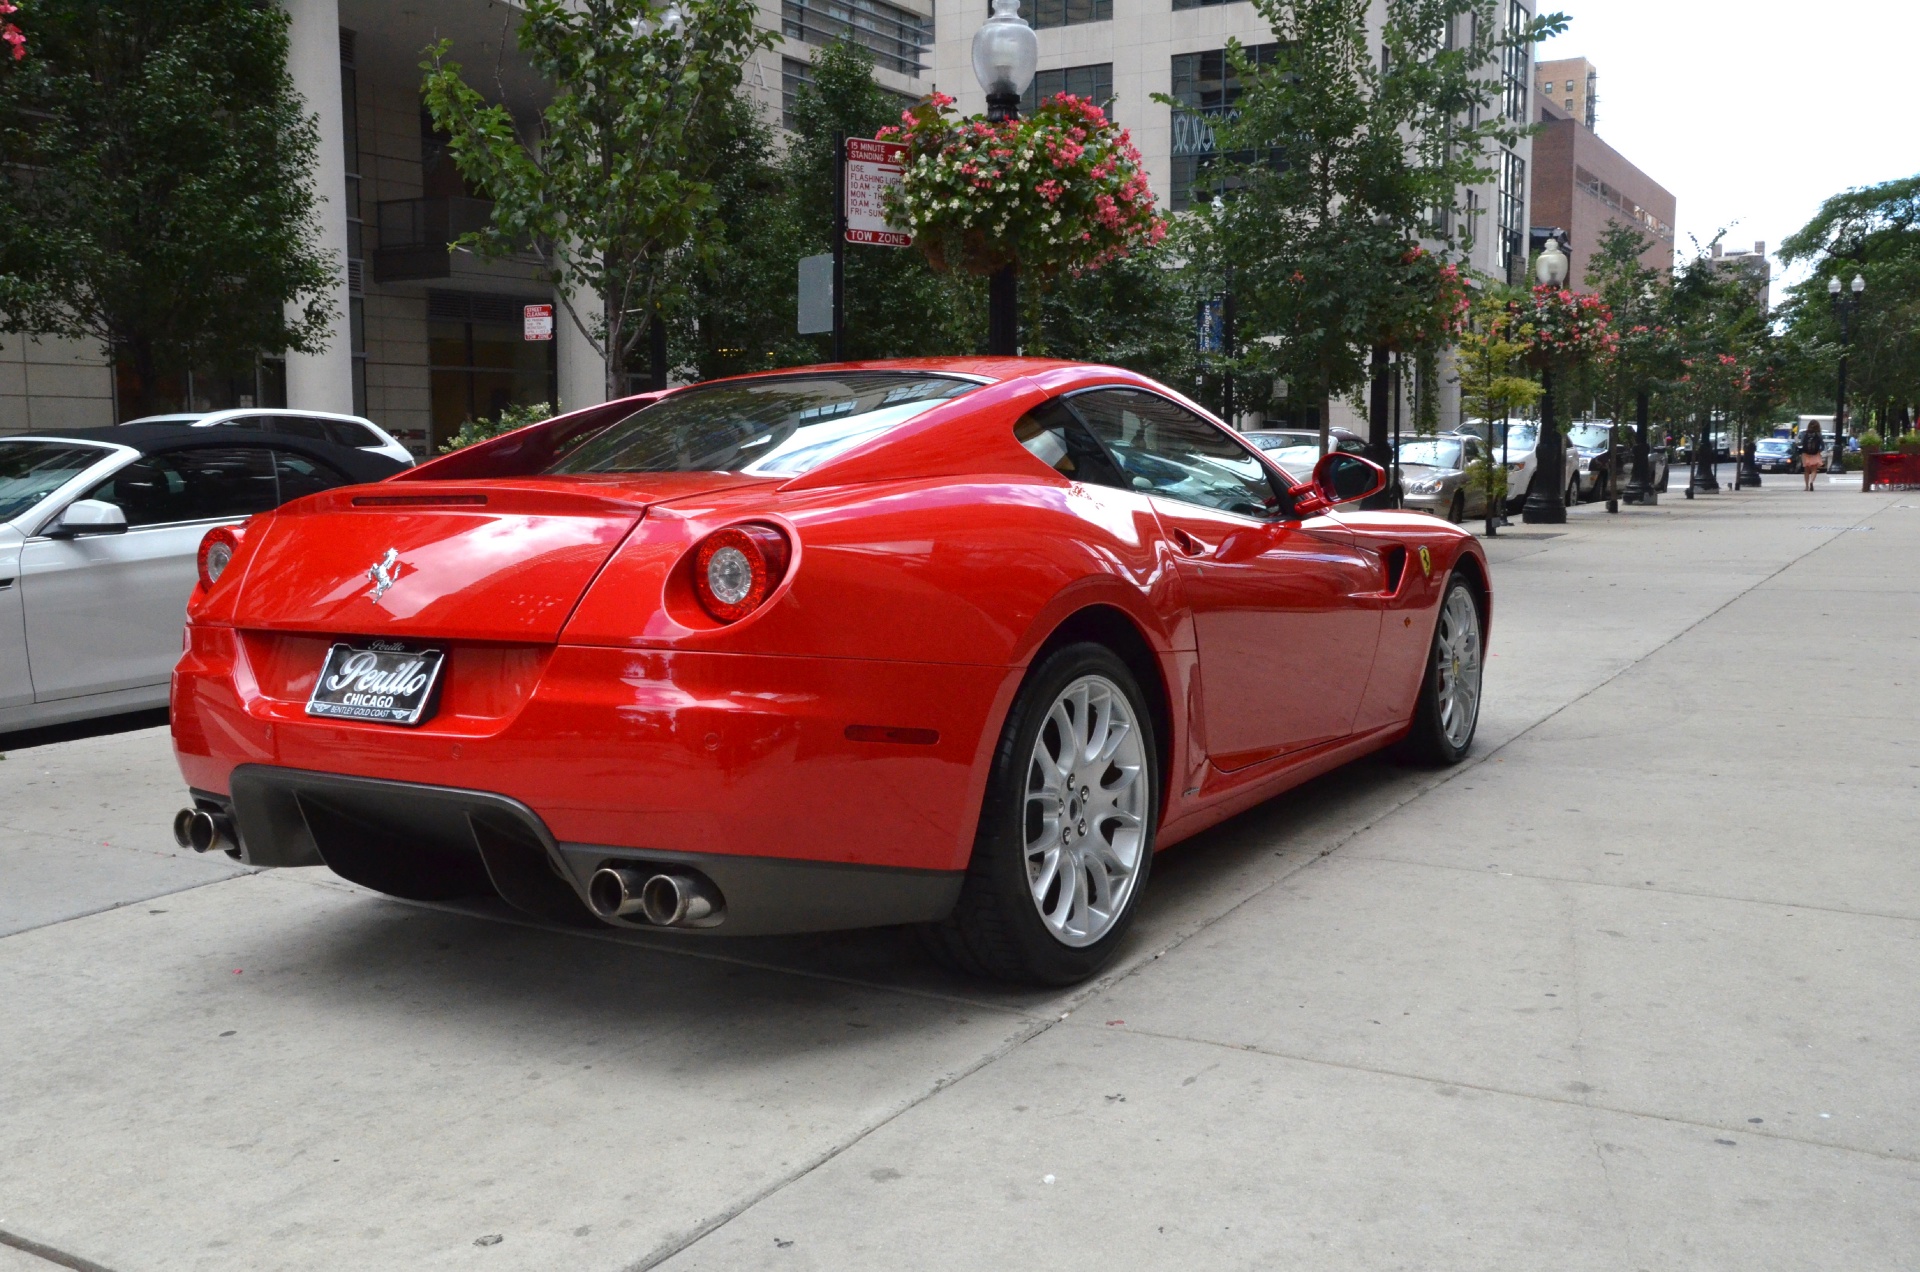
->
[197,525,244,591]
[692,525,790,623]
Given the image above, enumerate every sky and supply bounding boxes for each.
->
[1536,0,1920,294]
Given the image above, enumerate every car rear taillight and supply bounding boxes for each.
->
[692,525,790,623]
[197,525,244,591]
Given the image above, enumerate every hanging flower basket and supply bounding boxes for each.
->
[1386,247,1472,351]
[880,92,1166,278]
[1512,285,1616,366]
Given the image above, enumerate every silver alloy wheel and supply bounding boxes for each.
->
[1435,586,1483,751]
[1024,674,1149,948]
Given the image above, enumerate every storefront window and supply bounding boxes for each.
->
[427,291,557,451]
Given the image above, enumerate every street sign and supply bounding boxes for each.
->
[797,254,833,334]
[844,138,911,247]
[523,304,554,341]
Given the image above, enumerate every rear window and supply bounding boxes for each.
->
[547,373,980,477]
[0,441,111,522]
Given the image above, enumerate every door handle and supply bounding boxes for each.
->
[1170,528,1211,557]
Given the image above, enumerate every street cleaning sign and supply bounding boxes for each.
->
[523,304,554,341]
[844,138,911,247]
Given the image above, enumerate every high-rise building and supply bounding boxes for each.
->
[1535,55,1596,130]
[1710,241,1772,314]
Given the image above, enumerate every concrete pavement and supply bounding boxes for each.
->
[1,473,1914,1270]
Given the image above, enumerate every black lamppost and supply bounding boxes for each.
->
[1828,272,1866,475]
[1523,237,1570,524]
[1623,281,1658,505]
[973,0,1038,357]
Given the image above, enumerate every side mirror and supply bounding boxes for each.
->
[1289,453,1387,517]
[48,499,129,539]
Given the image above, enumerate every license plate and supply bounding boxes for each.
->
[306,642,446,726]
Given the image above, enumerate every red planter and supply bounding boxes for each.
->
[1864,451,1920,489]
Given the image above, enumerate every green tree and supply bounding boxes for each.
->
[421,0,770,398]
[683,40,978,378]
[1778,174,1920,434]
[0,0,333,416]
[1189,0,1563,448]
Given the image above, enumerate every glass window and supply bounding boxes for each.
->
[217,416,267,431]
[1023,63,1115,118]
[273,451,348,502]
[265,415,332,442]
[0,441,112,523]
[1398,438,1466,470]
[84,448,279,527]
[550,373,980,477]
[1025,0,1111,31]
[1169,45,1278,211]
[1014,399,1127,488]
[318,419,381,448]
[1067,389,1281,518]
[782,0,931,75]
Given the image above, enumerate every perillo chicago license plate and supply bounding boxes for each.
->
[306,642,446,725]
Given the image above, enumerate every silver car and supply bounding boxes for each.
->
[0,427,399,733]
[1398,434,1493,522]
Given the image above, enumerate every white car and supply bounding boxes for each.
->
[0,426,402,734]
[123,408,415,466]
[1456,418,1578,512]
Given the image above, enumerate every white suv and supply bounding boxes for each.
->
[122,408,415,466]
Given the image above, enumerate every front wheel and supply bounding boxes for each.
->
[1400,576,1484,766]
[921,643,1158,985]
[1446,491,1466,524]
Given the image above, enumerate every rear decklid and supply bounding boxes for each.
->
[233,476,766,643]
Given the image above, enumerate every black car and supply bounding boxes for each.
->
[1753,437,1799,472]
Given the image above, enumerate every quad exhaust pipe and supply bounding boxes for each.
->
[587,867,723,928]
[173,807,237,856]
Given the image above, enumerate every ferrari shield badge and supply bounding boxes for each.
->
[366,548,403,604]
[1418,545,1432,577]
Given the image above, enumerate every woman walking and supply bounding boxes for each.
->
[1800,421,1825,491]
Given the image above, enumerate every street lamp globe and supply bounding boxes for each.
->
[1852,274,1866,294]
[1829,276,1842,296]
[973,0,1038,117]
[1536,237,1569,287]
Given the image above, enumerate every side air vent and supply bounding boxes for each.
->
[1383,546,1408,594]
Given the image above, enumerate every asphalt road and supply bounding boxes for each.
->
[1,471,1914,1271]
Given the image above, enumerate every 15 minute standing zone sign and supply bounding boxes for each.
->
[845,138,911,247]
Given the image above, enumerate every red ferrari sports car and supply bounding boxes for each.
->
[170,359,1489,984]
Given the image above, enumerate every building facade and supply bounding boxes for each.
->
[1535,55,1595,130]
[1528,80,1675,283]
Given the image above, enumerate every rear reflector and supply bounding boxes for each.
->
[352,494,489,507]
[844,725,939,746]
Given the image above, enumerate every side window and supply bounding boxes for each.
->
[273,450,347,503]
[1068,389,1283,519]
[1013,398,1127,490]
[85,449,278,526]
[320,419,380,448]
[266,415,332,443]
[219,415,266,431]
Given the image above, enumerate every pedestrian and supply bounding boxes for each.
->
[1800,420,1824,490]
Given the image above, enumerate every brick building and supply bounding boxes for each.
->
[1529,86,1675,283]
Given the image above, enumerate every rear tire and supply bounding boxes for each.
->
[920,643,1158,985]
[1399,575,1484,766]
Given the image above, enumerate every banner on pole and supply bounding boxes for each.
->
[844,138,911,247]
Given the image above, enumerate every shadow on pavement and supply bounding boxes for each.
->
[0,707,170,754]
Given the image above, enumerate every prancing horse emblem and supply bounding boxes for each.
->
[366,548,403,604]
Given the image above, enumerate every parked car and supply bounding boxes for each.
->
[1456,420,1578,512]
[123,408,415,466]
[1396,433,1492,522]
[1565,421,1670,500]
[1,426,405,734]
[1754,437,1798,473]
[169,361,1491,985]
[1241,425,1368,457]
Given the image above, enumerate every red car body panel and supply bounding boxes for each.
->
[171,358,1488,932]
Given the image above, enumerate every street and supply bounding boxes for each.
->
[1,472,1914,1271]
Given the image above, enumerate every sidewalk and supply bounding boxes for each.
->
[1,477,1914,1271]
